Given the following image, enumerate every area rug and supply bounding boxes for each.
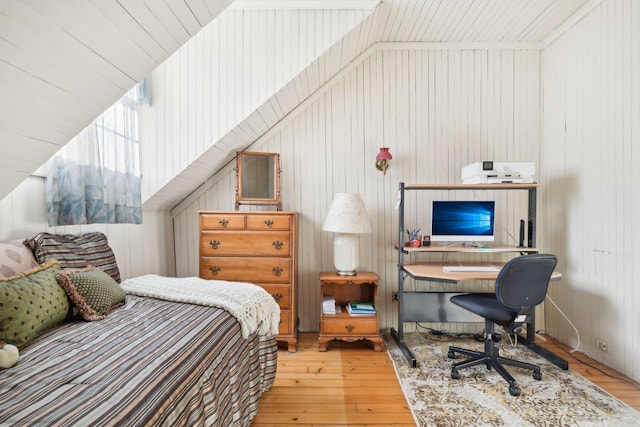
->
[384,331,640,427]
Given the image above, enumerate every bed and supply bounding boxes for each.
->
[0,233,279,426]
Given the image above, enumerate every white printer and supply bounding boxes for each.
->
[461,161,535,184]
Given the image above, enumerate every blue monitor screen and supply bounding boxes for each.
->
[431,201,495,242]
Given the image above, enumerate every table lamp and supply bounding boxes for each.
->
[322,193,372,275]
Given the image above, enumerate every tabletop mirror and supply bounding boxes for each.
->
[235,151,282,210]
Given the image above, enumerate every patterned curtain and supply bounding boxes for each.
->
[45,86,142,226]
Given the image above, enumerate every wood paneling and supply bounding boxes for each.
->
[374,0,592,43]
[141,7,378,210]
[171,44,541,334]
[0,0,232,201]
[541,0,640,383]
[0,176,176,281]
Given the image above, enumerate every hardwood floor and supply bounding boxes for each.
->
[252,333,415,426]
[252,332,640,426]
[536,334,640,411]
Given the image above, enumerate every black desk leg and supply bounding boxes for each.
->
[390,327,417,367]
[526,342,569,370]
[524,322,569,370]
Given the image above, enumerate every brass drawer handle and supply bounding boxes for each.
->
[272,240,283,250]
[209,240,220,249]
[272,267,283,276]
[219,219,228,227]
[272,293,283,303]
[209,266,221,276]
[264,219,274,228]
[345,324,355,333]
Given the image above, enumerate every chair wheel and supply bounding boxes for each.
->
[447,350,455,359]
[533,370,542,380]
[509,385,521,396]
[451,369,460,379]
[485,362,491,370]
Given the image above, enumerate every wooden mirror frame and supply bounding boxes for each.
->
[235,151,282,210]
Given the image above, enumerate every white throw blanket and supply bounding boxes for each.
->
[120,275,280,338]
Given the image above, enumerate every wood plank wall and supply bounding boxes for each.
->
[0,176,176,281]
[541,0,640,382]
[171,44,542,333]
[141,8,375,206]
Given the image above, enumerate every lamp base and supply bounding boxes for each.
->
[336,269,357,276]
[332,233,360,277]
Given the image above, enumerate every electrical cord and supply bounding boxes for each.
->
[544,334,640,389]
[542,294,640,389]
[544,293,582,353]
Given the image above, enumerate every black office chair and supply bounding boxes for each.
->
[447,253,557,396]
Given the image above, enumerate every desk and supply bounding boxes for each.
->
[403,263,563,283]
[391,263,568,370]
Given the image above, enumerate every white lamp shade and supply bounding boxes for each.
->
[322,193,372,233]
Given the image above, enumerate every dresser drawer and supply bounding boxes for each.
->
[246,214,292,231]
[278,310,292,335]
[259,283,291,309]
[200,257,291,283]
[200,213,246,230]
[200,231,291,257]
[321,315,378,335]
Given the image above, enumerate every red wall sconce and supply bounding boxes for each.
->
[375,147,392,174]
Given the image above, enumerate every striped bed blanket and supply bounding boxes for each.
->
[0,294,278,426]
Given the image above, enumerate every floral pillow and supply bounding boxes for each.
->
[55,266,126,321]
[0,240,39,278]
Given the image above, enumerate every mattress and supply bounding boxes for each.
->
[0,295,277,426]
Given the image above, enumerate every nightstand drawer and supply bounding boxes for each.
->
[200,231,291,256]
[200,257,291,283]
[321,315,378,335]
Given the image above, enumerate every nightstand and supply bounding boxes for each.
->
[318,272,383,351]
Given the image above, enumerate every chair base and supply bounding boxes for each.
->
[448,338,542,396]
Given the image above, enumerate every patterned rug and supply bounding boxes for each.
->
[384,331,640,427]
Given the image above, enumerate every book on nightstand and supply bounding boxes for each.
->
[346,301,376,316]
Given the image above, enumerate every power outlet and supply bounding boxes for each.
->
[597,339,608,351]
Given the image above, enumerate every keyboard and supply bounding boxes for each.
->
[443,265,500,273]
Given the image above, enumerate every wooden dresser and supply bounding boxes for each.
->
[198,211,298,352]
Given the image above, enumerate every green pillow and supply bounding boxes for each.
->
[56,266,126,321]
[0,260,71,347]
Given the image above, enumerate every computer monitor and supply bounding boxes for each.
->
[431,201,495,243]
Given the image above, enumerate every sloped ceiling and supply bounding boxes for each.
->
[374,0,594,42]
[0,0,594,206]
[0,0,233,199]
[149,0,594,211]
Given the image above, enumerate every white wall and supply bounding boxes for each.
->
[141,8,375,208]
[541,0,640,381]
[171,44,542,333]
[0,176,176,281]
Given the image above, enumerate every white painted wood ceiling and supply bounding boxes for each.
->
[0,0,232,199]
[374,0,593,42]
[0,0,592,203]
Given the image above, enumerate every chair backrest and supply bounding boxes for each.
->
[495,254,557,311]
